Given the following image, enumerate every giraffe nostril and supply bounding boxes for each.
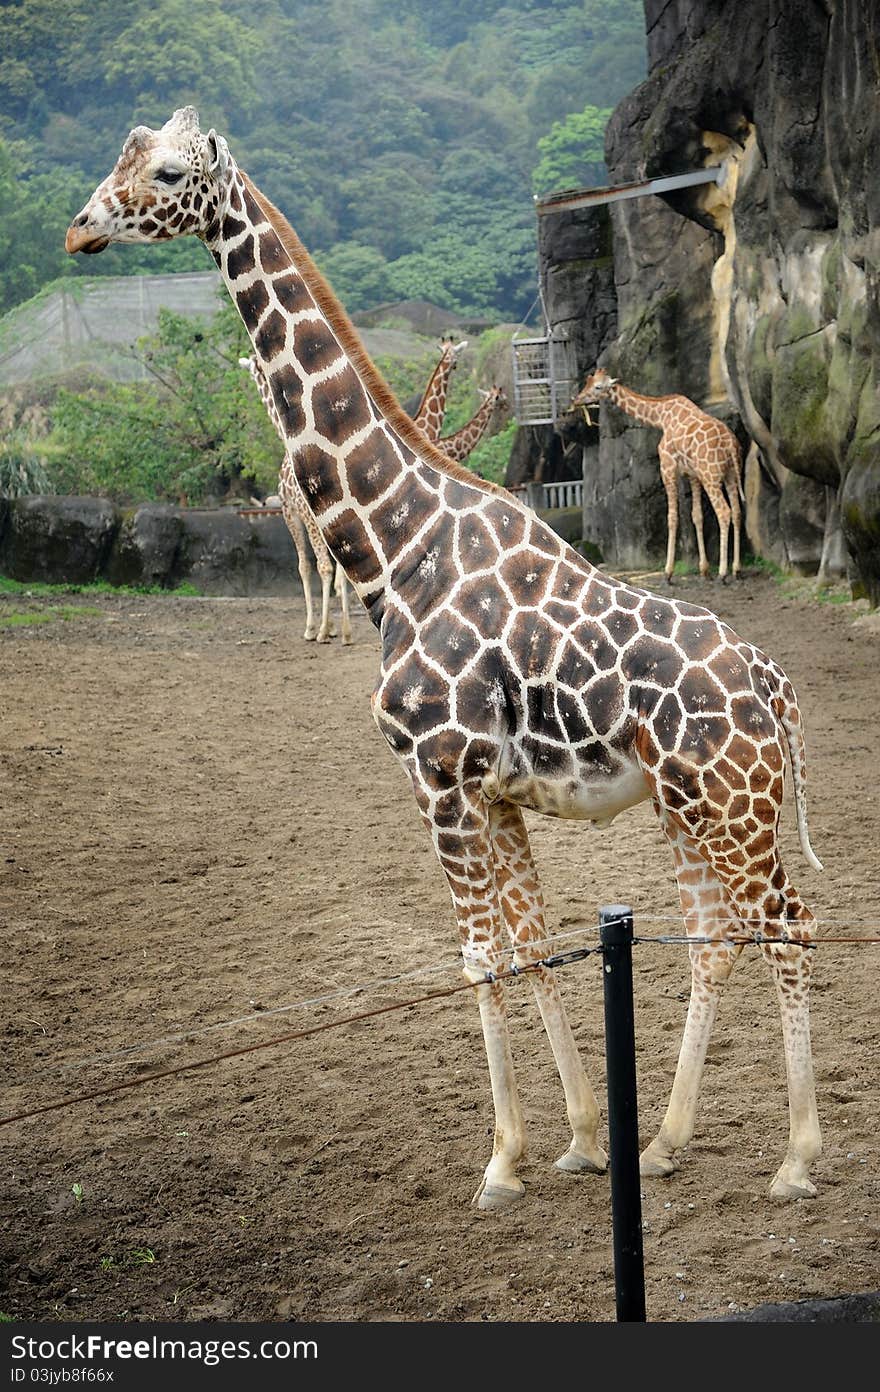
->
[75,213,88,227]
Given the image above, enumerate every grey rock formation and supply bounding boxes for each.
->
[595,0,880,599]
[0,496,118,584]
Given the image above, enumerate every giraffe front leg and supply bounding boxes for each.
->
[283,506,318,641]
[660,451,678,584]
[641,822,742,1178]
[405,773,528,1209]
[729,474,743,578]
[335,565,353,645]
[488,801,606,1177]
[689,479,710,578]
[316,563,335,642]
[703,483,731,582]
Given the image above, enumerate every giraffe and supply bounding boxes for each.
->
[413,338,468,443]
[439,385,508,464]
[240,354,352,645]
[572,369,744,584]
[67,108,824,1208]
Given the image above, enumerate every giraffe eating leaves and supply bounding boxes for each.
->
[67,108,825,1207]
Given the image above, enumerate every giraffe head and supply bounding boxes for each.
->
[571,368,617,408]
[569,368,617,426]
[65,106,231,255]
[441,337,468,363]
[479,385,508,417]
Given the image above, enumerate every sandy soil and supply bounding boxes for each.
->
[1,571,878,1324]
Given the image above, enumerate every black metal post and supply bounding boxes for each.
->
[599,904,646,1322]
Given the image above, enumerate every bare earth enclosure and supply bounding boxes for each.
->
[1,572,878,1323]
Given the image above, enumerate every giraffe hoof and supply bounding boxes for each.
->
[639,1143,677,1179]
[770,1170,817,1201]
[472,1177,525,1210]
[555,1145,607,1175]
[316,632,333,644]
[303,631,317,642]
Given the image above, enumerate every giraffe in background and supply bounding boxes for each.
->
[413,337,467,442]
[439,385,508,463]
[68,107,824,1208]
[240,354,351,645]
[573,369,744,583]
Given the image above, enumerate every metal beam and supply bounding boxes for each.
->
[535,166,724,216]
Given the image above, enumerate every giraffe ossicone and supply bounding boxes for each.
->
[67,108,825,1208]
[572,369,744,583]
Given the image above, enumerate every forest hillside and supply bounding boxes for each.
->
[0,0,646,322]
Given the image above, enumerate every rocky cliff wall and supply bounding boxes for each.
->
[595,0,880,598]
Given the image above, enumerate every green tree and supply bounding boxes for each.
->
[50,300,280,504]
[531,104,613,197]
[314,243,394,314]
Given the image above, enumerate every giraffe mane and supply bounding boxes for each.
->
[240,172,516,504]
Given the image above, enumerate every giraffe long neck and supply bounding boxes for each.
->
[607,382,669,428]
[209,167,494,622]
[440,393,499,463]
[414,351,455,442]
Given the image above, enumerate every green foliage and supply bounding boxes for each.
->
[0,604,103,629]
[532,104,613,196]
[467,418,517,485]
[48,298,282,503]
[0,393,56,497]
[0,0,646,321]
[0,576,199,596]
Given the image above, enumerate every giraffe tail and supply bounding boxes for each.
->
[764,669,824,872]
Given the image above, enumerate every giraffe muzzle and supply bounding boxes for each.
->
[65,215,110,255]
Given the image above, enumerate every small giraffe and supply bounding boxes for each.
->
[67,108,824,1208]
[413,338,467,442]
[240,354,352,644]
[573,369,744,583]
[439,385,508,463]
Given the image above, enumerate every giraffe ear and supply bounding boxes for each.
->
[205,130,229,179]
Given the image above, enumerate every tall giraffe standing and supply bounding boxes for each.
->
[413,338,467,442]
[67,108,824,1207]
[573,369,744,583]
[439,385,508,463]
[241,354,352,645]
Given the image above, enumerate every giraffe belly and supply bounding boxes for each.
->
[493,745,650,826]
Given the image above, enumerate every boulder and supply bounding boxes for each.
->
[104,504,184,589]
[0,495,118,584]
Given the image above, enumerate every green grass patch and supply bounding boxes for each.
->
[0,576,200,598]
[0,604,104,629]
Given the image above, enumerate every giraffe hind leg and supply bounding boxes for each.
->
[640,822,744,1178]
[648,807,820,1197]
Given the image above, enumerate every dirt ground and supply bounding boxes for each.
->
[1,569,878,1325]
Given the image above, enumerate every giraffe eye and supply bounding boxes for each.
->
[154,167,184,185]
